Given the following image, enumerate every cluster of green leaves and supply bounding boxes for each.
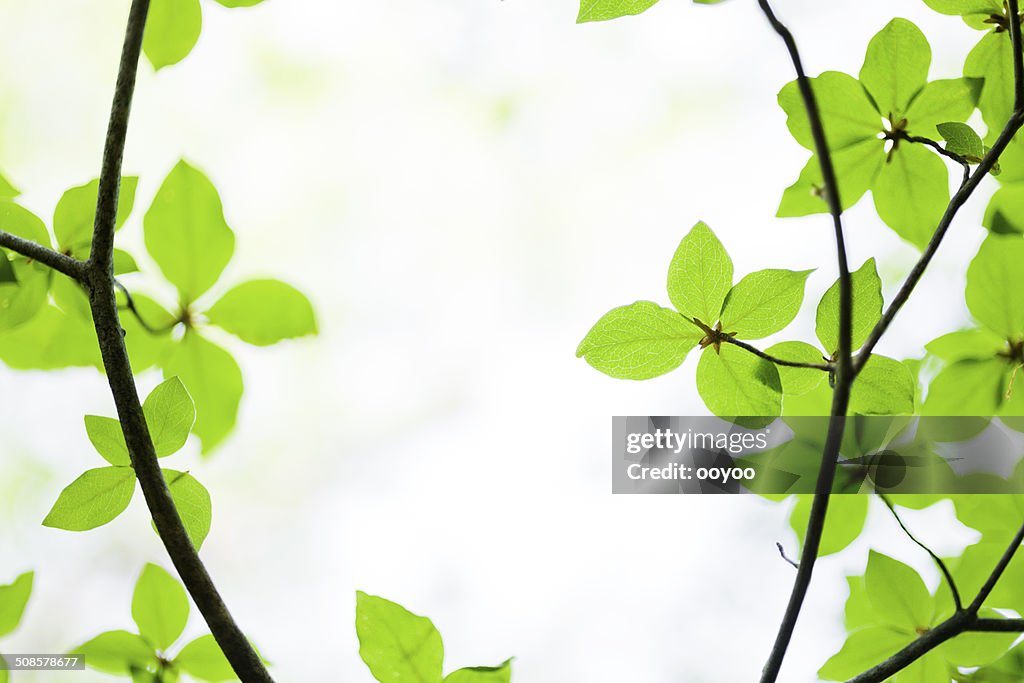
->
[42,377,213,549]
[0,571,34,683]
[576,0,723,24]
[0,160,317,452]
[77,563,245,682]
[356,592,512,683]
[144,0,265,71]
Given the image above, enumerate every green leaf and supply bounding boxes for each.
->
[356,591,444,683]
[860,19,931,116]
[85,415,131,466]
[174,635,239,681]
[163,469,212,549]
[0,250,16,284]
[132,563,189,652]
[666,221,733,324]
[790,494,867,557]
[778,72,879,153]
[815,258,883,355]
[142,377,196,457]
[966,234,1024,338]
[0,571,33,638]
[818,626,912,681]
[719,269,812,339]
[206,279,317,346]
[114,248,140,275]
[0,171,17,199]
[849,355,916,415]
[777,139,884,217]
[143,0,202,71]
[0,305,99,369]
[0,200,51,247]
[213,0,267,6]
[926,328,1006,362]
[925,357,1007,415]
[940,611,1018,667]
[576,302,702,380]
[445,660,513,683]
[906,78,983,140]
[696,344,782,427]
[922,0,1002,16]
[864,550,934,631]
[163,332,243,453]
[53,177,138,251]
[873,142,950,249]
[576,0,659,23]
[937,121,985,159]
[843,576,874,631]
[122,293,177,373]
[966,31,1016,139]
[985,184,1024,234]
[51,272,91,321]
[42,466,136,531]
[77,630,157,675]
[767,341,826,396]
[144,161,235,303]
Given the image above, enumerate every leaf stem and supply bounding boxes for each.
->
[720,337,831,371]
[900,133,971,186]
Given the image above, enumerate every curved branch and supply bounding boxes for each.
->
[114,280,175,335]
[901,133,971,186]
[721,337,831,371]
[0,231,87,281]
[83,1,273,680]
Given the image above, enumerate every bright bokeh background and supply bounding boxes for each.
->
[0,1,999,680]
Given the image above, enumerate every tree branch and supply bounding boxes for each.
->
[114,280,175,335]
[0,231,87,281]
[82,1,273,680]
[721,337,831,371]
[967,519,1024,614]
[901,133,971,187]
[755,2,855,681]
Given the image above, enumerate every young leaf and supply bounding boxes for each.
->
[132,563,189,652]
[163,332,243,453]
[163,469,212,549]
[864,550,933,631]
[778,72,879,152]
[849,355,916,415]
[174,635,240,682]
[42,467,136,531]
[922,0,1002,16]
[966,234,1024,338]
[790,494,867,557]
[144,161,235,303]
[937,121,985,161]
[576,0,659,23]
[143,0,203,71]
[77,630,157,675]
[206,279,317,346]
[872,142,949,250]
[905,78,983,139]
[696,343,782,427]
[777,139,884,217]
[576,301,702,380]
[0,571,33,638]
[816,258,883,355]
[356,591,444,683]
[965,32,1015,139]
[142,377,196,457]
[53,177,138,250]
[767,341,826,396]
[666,221,733,324]
[85,415,131,466]
[445,660,513,683]
[859,19,931,117]
[719,269,812,339]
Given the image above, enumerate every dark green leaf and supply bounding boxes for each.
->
[937,121,985,159]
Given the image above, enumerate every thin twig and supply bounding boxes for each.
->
[81,1,274,680]
[968,519,1024,613]
[776,542,799,569]
[901,133,971,186]
[113,279,174,335]
[878,494,962,612]
[0,231,87,281]
[722,337,831,371]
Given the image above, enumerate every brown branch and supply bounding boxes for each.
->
[901,133,971,186]
[0,231,87,281]
[721,337,831,371]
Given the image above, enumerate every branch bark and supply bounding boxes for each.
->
[0,231,87,281]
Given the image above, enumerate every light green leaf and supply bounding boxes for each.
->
[922,0,1002,16]
[206,279,317,346]
[174,635,239,682]
[0,657,6,683]
[51,272,91,321]
[873,142,950,249]
[777,139,884,217]
[214,0,268,5]
[966,234,1024,338]
[0,256,50,332]
[121,294,177,373]
[906,78,983,140]
[143,377,196,457]
[42,466,136,531]
[818,626,912,681]
[696,343,782,427]
[844,576,874,632]
[77,630,157,675]
[163,469,212,549]
[445,660,512,683]
[816,258,883,355]
[897,654,950,683]
[53,177,138,250]
[864,550,934,631]
[0,305,99,369]
[144,161,235,303]
[985,184,1024,234]
[576,0,659,23]
[790,494,867,557]
[0,172,17,199]
[778,72,880,153]
[0,250,15,284]
[767,341,827,396]
[132,563,189,652]
[965,31,1016,139]
[0,571,33,638]
[940,610,1018,667]
[114,248,140,275]
[85,415,131,466]
[356,591,444,683]
[163,332,243,453]
[666,221,733,324]
[0,201,51,247]
[143,0,202,71]
[860,19,931,116]
[937,121,985,160]
[850,355,916,415]
[926,328,1006,362]
[924,358,1007,416]
[576,301,702,379]
[720,269,812,339]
